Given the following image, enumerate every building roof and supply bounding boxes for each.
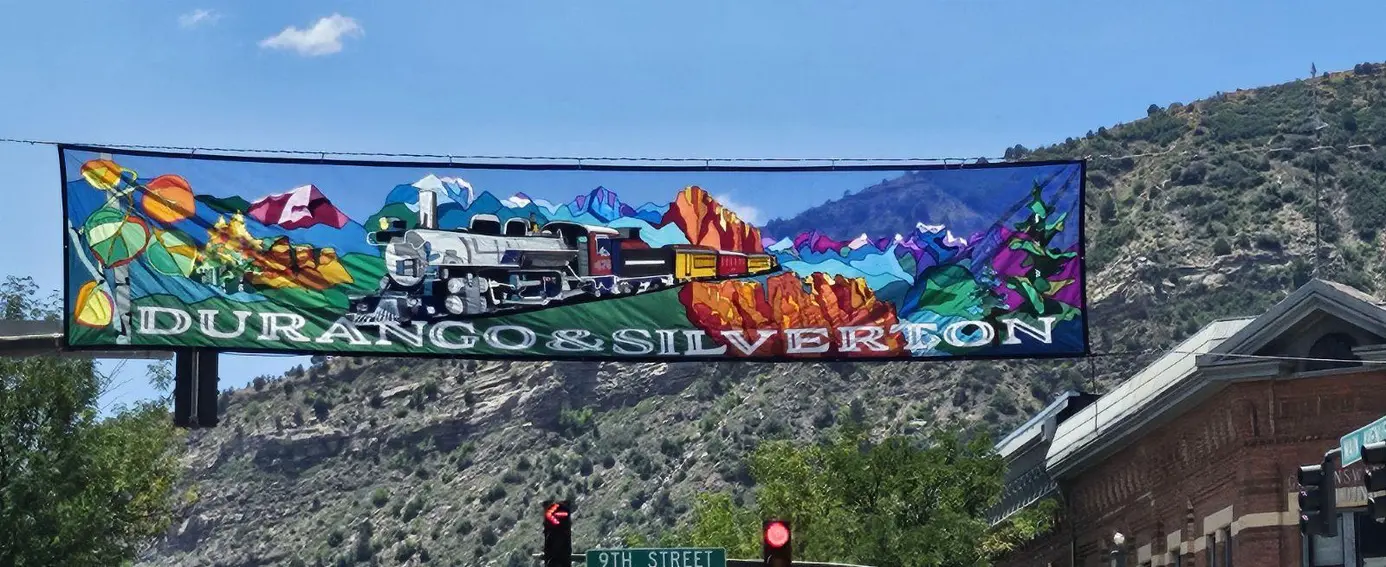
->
[988,390,1098,526]
[1044,317,1252,476]
[1043,278,1386,478]
[995,390,1093,458]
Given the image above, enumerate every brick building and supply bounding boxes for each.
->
[990,279,1386,567]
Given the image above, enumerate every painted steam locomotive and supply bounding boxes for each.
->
[346,187,779,325]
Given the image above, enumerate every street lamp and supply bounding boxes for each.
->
[1110,532,1127,567]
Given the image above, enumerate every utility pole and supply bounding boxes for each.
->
[1311,62,1323,278]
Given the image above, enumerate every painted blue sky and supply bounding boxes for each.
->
[61,147,1076,234]
[4,0,1385,413]
[61,148,906,225]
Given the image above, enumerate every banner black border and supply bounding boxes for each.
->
[57,143,1090,363]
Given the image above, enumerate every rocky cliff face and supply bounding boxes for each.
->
[141,352,1026,567]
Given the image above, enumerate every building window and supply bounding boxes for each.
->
[1220,527,1232,567]
[1169,549,1181,567]
[1303,332,1361,372]
[1206,534,1216,567]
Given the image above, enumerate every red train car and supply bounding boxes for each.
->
[716,251,749,277]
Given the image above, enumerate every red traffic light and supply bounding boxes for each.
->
[765,521,790,548]
[544,502,570,526]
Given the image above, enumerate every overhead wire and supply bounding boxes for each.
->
[0,136,1377,166]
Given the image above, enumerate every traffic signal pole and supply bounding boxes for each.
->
[173,349,220,428]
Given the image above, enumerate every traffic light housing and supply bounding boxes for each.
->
[763,519,791,567]
[542,500,572,567]
[1298,453,1338,537]
[1365,441,1386,523]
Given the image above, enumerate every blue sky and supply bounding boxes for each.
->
[4,0,1385,412]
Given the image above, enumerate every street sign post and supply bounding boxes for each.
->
[586,548,726,567]
[1341,415,1386,467]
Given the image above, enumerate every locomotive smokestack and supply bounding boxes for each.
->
[419,189,438,229]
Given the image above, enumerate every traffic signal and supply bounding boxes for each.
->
[1365,441,1386,523]
[763,519,791,567]
[173,350,219,428]
[542,500,572,567]
[1298,453,1338,537]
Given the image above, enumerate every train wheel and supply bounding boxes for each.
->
[618,281,633,295]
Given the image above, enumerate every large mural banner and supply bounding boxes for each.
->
[59,145,1088,361]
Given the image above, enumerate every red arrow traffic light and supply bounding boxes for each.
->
[545,502,570,526]
[542,500,572,567]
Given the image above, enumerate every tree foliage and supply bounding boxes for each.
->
[0,276,187,566]
[668,419,1055,567]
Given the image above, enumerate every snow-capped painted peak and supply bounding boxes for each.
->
[503,192,561,214]
[847,233,871,249]
[412,174,475,207]
[767,237,796,252]
[916,222,945,233]
[246,184,350,230]
[943,230,968,247]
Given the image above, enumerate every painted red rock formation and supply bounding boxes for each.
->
[679,272,904,357]
[660,186,764,253]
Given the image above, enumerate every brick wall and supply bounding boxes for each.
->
[996,367,1386,567]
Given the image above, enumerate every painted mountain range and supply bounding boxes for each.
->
[373,176,763,254]
[190,170,1080,336]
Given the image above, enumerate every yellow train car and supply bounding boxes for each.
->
[746,254,775,275]
[672,246,719,281]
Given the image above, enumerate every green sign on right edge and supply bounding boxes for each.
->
[586,548,727,567]
[1341,414,1386,466]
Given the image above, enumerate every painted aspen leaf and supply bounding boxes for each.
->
[79,159,137,192]
[142,174,196,223]
[84,206,150,268]
[145,229,199,277]
[74,280,113,328]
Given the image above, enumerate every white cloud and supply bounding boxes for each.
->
[259,14,362,57]
[713,193,762,225]
[178,9,220,29]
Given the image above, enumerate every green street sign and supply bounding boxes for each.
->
[586,548,726,567]
[1341,414,1386,466]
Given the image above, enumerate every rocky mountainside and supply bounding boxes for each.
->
[138,62,1386,567]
